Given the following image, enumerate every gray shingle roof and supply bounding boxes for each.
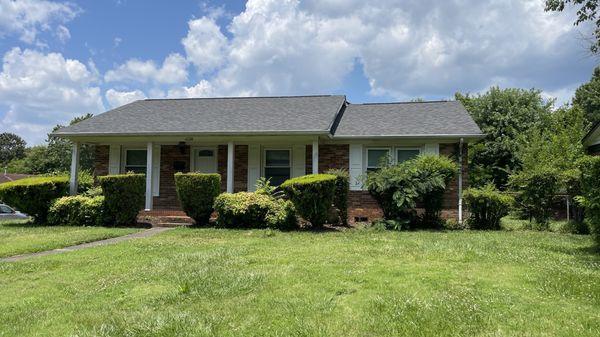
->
[333,101,482,138]
[54,95,346,136]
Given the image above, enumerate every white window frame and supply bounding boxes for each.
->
[121,147,147,174]
[395,147,421,164]
[366,147,392,171]
[262,148,292,184]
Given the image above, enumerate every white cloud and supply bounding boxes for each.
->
[0,0,79,45]
[176,0,593,100]
[105,89,147,108]
[167,80,215,98]
[181,17,228,74]
[55,25,71,43]
[0,48,103,144]
[105,53,188,85]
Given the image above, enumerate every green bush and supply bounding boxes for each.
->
[99,174,145,226]
[325,168,349,226]
[363,155,457,228]
[281,174,337,227]
[0,176,69,223]
[464,184,514,230]
[214,192,297,229]
[174,173,221,225]
[578,156,600,245]
[48,195,105,226]
[510,168,560,228]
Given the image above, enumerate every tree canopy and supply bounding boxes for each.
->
[573,65,600,126]
[0,133,26,166]
[456,87,553,189]
[545,0,600,53]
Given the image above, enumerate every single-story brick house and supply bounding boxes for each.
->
[583,121,600,156]
[53,95,483,223]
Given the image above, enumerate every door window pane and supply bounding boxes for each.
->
[264,149,290,185]
[396,149,420,163]
[198,150,214,157]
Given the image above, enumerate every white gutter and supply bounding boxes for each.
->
[331,134,485,140]
[458,137,464,224]
[51,130,331,138]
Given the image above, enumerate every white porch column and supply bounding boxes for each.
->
[145,142,154,211]
[69,142,80,195]
[312,138,319,174]
[227,141,234,193]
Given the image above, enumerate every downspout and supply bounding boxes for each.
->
[458,138,464,224]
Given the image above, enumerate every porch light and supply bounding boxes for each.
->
[177,141,186,154]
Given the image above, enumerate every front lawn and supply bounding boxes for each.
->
[0,220,140,258]
[0,228,598,336]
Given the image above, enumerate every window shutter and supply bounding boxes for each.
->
[292,145,306,178]
[152,145,161,196]
[108,145,121,175]
[349,144,363,191]
[247,144,260,192]
[422,143,439,156]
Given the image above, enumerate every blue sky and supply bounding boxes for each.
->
[0,0,597,144]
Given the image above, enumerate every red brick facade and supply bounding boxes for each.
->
[93,142,467,222]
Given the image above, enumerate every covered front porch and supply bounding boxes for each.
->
[68,135,324,211]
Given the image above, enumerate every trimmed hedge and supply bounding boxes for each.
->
[281,174,337,227]
[464,184,514,230]
[48,196,105,227]
[0,176,69,223]
[99,174,145,226]
[325,168,349,226]
[578,156,600,245]
[174,173,221,225]
[214,192,297,229]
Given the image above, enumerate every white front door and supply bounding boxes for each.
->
[192,147,217,173]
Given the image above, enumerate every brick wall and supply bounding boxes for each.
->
[306,144,349,173]
[94,145,109,176]
[153,145,191,209]
[217,144,248,193]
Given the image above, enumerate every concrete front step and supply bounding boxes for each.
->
[156,222,192,228]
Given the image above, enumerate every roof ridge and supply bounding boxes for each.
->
[356,100,455,106]
[143,94,341,101]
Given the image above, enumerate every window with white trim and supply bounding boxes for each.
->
[366,148,391,172]
[264,149,291,186]
[124,149,147,173]
[396,148,420,163]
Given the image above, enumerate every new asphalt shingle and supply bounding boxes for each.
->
[333,101,482,137]
[54,95,346,136]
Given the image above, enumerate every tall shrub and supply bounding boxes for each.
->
[412,156,457,227]
[99,174,145,226]
[578,156,600,245]
[510,168,559,228]
[0,176,69,223]
[174,173,221,225]
[281,174,337,227]
[464,184,514,230]
[325,168,349,226]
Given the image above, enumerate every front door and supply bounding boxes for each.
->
[193,147,217,173]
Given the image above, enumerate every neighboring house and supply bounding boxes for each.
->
[0,173,31,184]
[583,121,600,156]
[53,95,483,223]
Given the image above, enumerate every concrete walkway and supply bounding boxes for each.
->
[0,227,174,262]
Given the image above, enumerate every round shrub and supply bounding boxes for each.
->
[99,173,145,226]
[325,168,349,226]
[0,176,69,223]
[214,192,297,229]
[281,174,337,227]
[174,172,221,225]
[464,184,514,230]
[48,195,105,227]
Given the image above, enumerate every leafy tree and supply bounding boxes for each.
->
[456,87,553,189]
[0,133,26,165]
[545,0,600,53]
[573,66,600,126]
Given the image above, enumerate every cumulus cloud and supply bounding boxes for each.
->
[0,48,103,144]
[0,0,79,45]
[176,0,593,100]
[105,89,147,108]
[105,53,188,85]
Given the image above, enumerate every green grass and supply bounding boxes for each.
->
[501,215,583,233]
[0,220,140,257]
[0,227,598,337]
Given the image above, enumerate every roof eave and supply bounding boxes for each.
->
[331,133,485,140]
[51,130,332,138]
